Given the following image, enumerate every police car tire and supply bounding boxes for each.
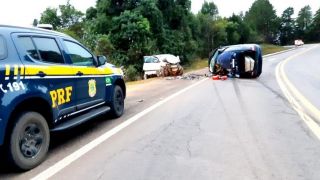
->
[109,85,124,118]
[8,112,50,170]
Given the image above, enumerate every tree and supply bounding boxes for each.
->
[244,0,279,43]
[85,7,97,20]
[200,1,218,19]
[110,10,151,67]
[95,35,114,56]
[197,13,215,57]
[39,7,61,29]
[97,0,142,16]
[59,0,84,28]
[295,5,313,39]
[136,0,164,36]
[279,7,295,45]
[309,8,320,41]
[225,21,240,44]
[39,1,84,40]
[213,19,228,46]
[228,14,251,43]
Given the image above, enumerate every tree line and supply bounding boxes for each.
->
[35,0,320,78]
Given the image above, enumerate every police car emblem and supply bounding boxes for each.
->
[88,79,96,97]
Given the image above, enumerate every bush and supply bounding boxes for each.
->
[95,35,114,57]
[124,65,139,81]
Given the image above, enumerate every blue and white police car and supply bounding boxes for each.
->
[0,25,126,170]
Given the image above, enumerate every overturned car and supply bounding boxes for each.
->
[209,44,262,78]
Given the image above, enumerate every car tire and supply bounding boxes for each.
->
[109,85,124,118]
[8,112,50,170]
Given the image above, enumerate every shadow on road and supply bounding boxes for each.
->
[0,114,115,175]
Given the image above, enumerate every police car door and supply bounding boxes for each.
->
[62,40,106,110]
[13,34,77,123]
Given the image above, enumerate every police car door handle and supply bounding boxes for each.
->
[76,71,84,76]
[36,71,46,77]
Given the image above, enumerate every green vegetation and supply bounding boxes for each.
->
[261,44,288,55]
[35,0,320,78]
[184,59,208,72]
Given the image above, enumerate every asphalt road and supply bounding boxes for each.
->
[1,44,320,180]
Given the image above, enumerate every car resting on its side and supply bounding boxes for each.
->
[209,44,263,78]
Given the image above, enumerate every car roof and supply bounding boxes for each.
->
[0,24,74,40]
[153,54,176,58]
[221,44,260,52]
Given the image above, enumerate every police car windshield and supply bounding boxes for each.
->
[0,36,7,59]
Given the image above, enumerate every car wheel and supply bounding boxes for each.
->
[109,85,124,118]
[8,112,50,170]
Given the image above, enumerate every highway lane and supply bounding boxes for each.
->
[0,71,208,179]
[284,45,320,111]
[2,45,320,179]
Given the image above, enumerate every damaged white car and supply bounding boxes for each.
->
[143,54,183,79]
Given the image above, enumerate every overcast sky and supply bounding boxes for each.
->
[0,0,319,26]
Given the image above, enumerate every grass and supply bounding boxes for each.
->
[183,58,208,72]
[261,44,289,55]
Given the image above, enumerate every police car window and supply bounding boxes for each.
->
[18,37,40,60]
[0,36,7,59]
[33,37,64,64]
[64,41,94,66]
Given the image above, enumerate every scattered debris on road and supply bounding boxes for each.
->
[165,73,207,80]
[137,99,144,103]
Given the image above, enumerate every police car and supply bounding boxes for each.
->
[0,25,126,170]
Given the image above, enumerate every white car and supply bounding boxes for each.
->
[143,54,183,79]
[294,39,304,46]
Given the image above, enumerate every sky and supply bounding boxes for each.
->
[0,0,319,26]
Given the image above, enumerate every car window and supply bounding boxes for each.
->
[64,40,94,66]
[0,36,7,60]
[18,37,41,60]
[144,56,159,63]
[33,37,64,64]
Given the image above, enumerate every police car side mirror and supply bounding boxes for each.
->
[97,55,107,66]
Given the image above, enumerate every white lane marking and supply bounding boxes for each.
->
[278,45,320,119]
[276,45,320,139]
[31,78,208,180]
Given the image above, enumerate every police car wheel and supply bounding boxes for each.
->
[110,85,124,118]
[8,112,50,170]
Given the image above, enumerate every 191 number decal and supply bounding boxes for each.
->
[0,81,25,93]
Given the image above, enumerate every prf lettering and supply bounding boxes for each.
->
[50,86,73,108]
